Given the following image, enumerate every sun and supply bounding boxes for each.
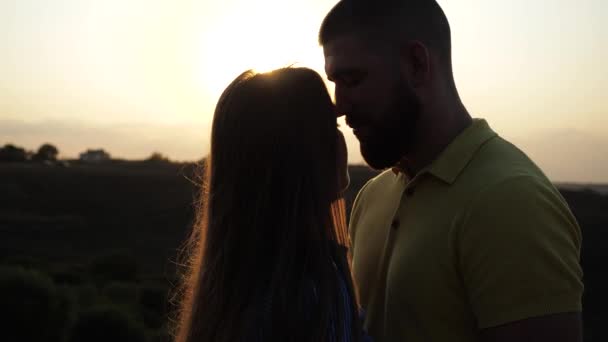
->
[196,1,328,100]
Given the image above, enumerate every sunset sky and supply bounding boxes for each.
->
[1,0,606,182]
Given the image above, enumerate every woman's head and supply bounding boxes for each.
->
[211,67,347,203]
[174,67,358,342]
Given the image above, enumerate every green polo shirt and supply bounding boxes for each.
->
[350,119,583,342]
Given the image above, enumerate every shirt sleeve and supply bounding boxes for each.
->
[456,175,584,329]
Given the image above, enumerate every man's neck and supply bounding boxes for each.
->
[400,103,472,177]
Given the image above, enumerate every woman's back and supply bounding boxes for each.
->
[246,248,358,341]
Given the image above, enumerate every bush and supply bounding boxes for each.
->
[75,283,100,308]
[141,308,165,330]
[50,285,78,342]
[0,266,73,342]
[138,284,168,329]
[1,255,50,272]
[139,284,168,315]
[68,306,147,342]
[50,265,88,285]
[89,253,139,284]
[148,328,171,342]
[102,281,139,306]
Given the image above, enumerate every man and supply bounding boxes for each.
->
[319,0,584,341]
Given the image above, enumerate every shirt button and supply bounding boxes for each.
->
[405,187,415,197]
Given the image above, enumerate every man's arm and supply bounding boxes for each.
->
[480,312,582,342]
[457,176,584,339]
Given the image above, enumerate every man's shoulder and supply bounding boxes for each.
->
[355,169,406,203]
[465,135,554,190]
[447,133,575,222]
[461,135,575,223]
[472,174,564,209]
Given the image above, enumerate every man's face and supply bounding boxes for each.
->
[324,35,421,170]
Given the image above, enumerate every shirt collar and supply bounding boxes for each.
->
[391,119,497,184]
[426,118,497,184]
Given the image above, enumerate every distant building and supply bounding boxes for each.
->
[79,149,111,163]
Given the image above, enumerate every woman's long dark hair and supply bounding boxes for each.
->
[173,68,361,342]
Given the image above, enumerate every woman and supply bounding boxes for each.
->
[174,67,366,342]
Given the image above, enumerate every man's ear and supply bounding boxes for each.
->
[400,40,431,89]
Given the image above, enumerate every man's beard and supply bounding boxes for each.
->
[359,82,421,170]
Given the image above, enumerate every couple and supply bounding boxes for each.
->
[175,1,584,341]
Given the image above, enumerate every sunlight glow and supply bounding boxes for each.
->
[2,0,606,181]
[196,1,327,100]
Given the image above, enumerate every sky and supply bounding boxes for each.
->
[0,0,607,182]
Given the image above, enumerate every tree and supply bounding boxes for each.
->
[0,144,28,162]
[79,149,111,163]
[33,143,59,162]
[145,152,170,163]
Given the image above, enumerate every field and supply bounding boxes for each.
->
[0,162,606,341]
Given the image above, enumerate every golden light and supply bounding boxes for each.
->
[196,1,328,100]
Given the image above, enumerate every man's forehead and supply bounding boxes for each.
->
[323,34,368,58]
[323,35,371,75]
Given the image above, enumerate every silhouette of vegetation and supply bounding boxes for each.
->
[0,144,29,162]
[0,162,605,341]
[145,152,171,164]
[50,264,89,285]
[33,143,59,162]
[74,282,100,308]
[102,281,140,307]
[90,253,140,284]
[68,306,147,342]
[139,284,169,330]
[0,142,174,167]
[0,266,74,342]
[2,254,52,272]
[79,148,111,163]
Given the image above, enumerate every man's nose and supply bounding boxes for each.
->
[334,86,351,118]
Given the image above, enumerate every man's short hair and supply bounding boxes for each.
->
[319,0,452,61]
